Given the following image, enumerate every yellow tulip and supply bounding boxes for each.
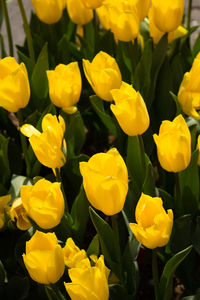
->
[20,114,66,169]
[0,195,11,229]
[46,62,82,114]
[103,0,140,42]
[83,51,122,101]
[178,53,200,120]
[136,0,151,21]
[96,5,111,31]
[83,0,103,9]
[63,238,90,268]
[64,255,110,300]
[0,57,30,113]
[149,8,188,44]
[80,148,128,215]
[110,82,150,136]
[151,0,184,33]
[129,193,173,249]
[66,0,93,25]
[31,0,65,24]
[153,115,191,173]
[10,197,31,230]
[23,231,65,284]
[20,179,65,229]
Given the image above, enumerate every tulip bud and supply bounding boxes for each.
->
[10,197,31,230]
[66,0,93,25]
[31,0,65,24]
[103,0,140,42]
[21,179,65,229]
[0,195,11,229]
[0,57,30,113]
[47,62,82,114]
[23,231,65,284]
[110,82,150,136]
[63,238,90,268]
[153,115,191,173]
[129,193,173,249]
[83,51,122,101]
[178,53,200,120]
[64,255,110,300]
[20,114,66,170]
[151,0,184,33]
[80,148,128,215]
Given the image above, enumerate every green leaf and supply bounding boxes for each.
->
[70,185,89,244]
[87,234,100,257]
[169,91,182,116]
[193,216,200,255]
[89,206,120,276]
[6,276,30,300]
[179,150,199,214]
[159,245,193,300]
[0,134,10,186]
[17,50,32,76]
[90,95,117,136]
[0,34,7,58]
[142,162,156,196]
[31,43,49,100]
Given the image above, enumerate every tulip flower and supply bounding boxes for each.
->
[66,0,93,25]
[129,193,173,249]
[23,231,65,284]
[0,195,11,229]
[178,53,200,120]
[136,0,151,21]
[20,114,66,170]
[47,62,82,114]
[151,0,184,33]
[63,238,90,269]
[103,0,140,42]
[21,179,65,229]
[83,0,103,9]
[96,5,111,30]
[110,82,150,136]
[31,0,66,24]
[83,51,122,101]
[64,255,110,300]
[0,57,30,113]
[153,115,191,173]
[80,148,128,215]
[10,197,31,230]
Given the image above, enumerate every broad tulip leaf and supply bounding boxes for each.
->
[87,234,100,257]
[31,43,49,101]
[142,162,156,196]
[169,91,182,116]
[159,245,193,300]
[90,95,117,136]
[0,134,10,186]
[89,206,120,276]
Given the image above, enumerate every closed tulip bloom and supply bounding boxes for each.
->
[151,0,184,33]
[83,51,122,101]
[111,82,150,136]
[83,0,103,9]
[129,193,173,249]
[66,0,93,25]
[178,53,200,120]
[153,115,191,173]
[20,114,66,169]
[96,5,111,30]
[23,231,65,284]
[0,57,30,113]
[103,0,140,42]
[64,238,90,269]
[0,195,11,229]
[10,197,31,230]
[80,148,128,215]
[21,179,64,229]
[64,255,110,300]
[47,62,82,114]
[136,0,151,21]
[31,0,65,24]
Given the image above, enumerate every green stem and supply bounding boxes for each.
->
[45,285,66,300]
[187,0,193,30]
[175,173,182,217]
[111,214,123,282]
[17,0,35,66]
[152,249,159,300]
[55,168,69,213]
[138,134,146,173]
[17,110,31,177]
[1,0,13,56]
